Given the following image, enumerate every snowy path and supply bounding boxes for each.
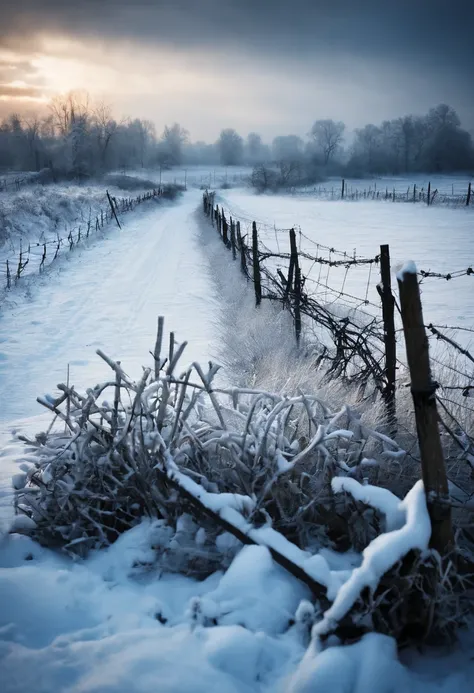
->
[0,191,217,425]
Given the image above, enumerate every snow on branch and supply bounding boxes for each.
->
[313,479,431,639]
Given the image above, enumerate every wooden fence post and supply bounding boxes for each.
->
[222,212,229,246]
[379,245,396,431]
[252,221,262,306]
[289,228,301,345]
[237,222,247,276]
[427,181,431,206]
[413,183,416,202]
[230,217,237,260]
[341,178,345,199]
[467,182,471,207]
[397,263,453,554]
[6,260,11,289]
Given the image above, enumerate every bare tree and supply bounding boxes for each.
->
[217,129,244,165]
[93,102,119,169]
[310,119,345,165]
[23,115,42,170]
[246,132,265,163]
[161,123,189,165]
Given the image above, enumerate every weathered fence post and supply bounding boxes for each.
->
[467,182,472,207]
[252,221,262,306]
[230,217,237,260]
[222,212,229,246]
[378,245,396,431]
[237,222,247,276]
[40,243,47,270]
[289,228,301,345]
[397,262,453,554]
[427,181,431,206]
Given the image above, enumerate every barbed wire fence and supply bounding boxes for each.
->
[203,190,474,507]
[293,179,472,208]
[0,186,180,294]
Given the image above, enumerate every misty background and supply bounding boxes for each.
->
[0,1,473,181]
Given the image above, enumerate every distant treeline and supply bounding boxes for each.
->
[0,91,472,182]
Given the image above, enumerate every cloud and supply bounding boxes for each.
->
[1,1,472,69]
[0,1,472,137]
[0,84,44,99]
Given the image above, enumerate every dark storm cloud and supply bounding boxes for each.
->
[1,0,473,72]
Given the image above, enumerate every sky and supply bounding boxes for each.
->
[0,0,473,141]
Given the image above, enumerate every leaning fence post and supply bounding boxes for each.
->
[252,221,262,306]
[467,182,472,207]
[397,262,453,554]
[107,191,122,229]
[378,245,396,431]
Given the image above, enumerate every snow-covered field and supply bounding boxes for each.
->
[1,183,474,692]
[0,174,161,252]
[122,164,252,191]
[304,173,473,197]
[0,191,217,423]
[218,188,474,331]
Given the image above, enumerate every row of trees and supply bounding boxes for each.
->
[0,91,472,179]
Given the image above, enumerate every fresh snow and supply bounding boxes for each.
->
[217,189,474,330]
[0,191,217,423]
[314,480,431,638]
[397,260,418,281]
[1,184,474,691]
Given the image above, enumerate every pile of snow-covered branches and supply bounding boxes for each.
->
[12,319,474,645]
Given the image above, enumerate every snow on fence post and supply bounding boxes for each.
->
[230,217,237,260]
[289,227,301,345]
[397,262,453,554]
[378,244,396,432]
[252,221,262,306]
[467,182,472,207]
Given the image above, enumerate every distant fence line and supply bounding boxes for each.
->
[202,190,474,489]
[0,187,170,294]
[293,179,472,207]
[0,174,36,192]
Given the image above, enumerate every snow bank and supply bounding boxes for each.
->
[287,632,408,693]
